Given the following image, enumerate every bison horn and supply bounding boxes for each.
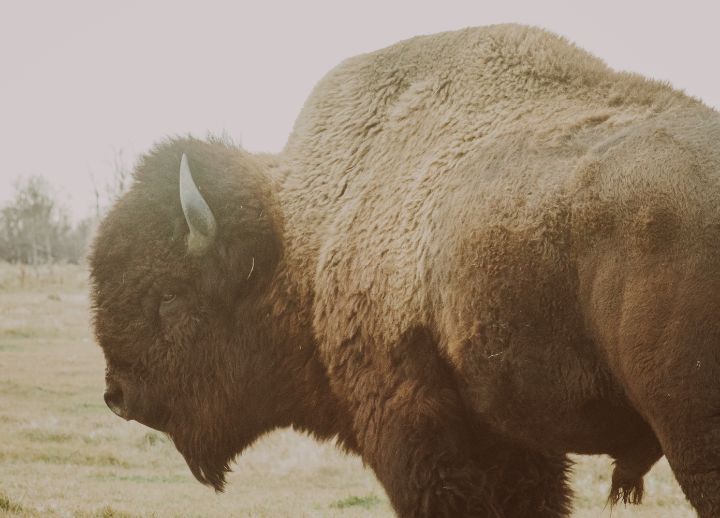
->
[179,153,217,255]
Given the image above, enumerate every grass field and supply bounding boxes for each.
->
[0,263,695,517]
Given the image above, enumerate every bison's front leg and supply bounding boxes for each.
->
[327,328,571,517]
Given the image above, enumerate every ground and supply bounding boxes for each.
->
[0,264,694,517]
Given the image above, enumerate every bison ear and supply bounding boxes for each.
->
[179,153,217,255]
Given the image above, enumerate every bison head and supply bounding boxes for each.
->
[89,137,333,489]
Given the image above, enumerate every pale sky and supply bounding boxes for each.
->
[2,0,719,220]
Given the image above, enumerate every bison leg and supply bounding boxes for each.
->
[480,441,573,518]
[348,364,496,516]
[638,419,720,517]
[649,422,720,517]
[328,328,572,517]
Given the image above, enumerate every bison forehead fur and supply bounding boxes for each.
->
[90,24,720,517]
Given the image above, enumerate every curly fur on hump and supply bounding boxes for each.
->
[277,24,720,517]
[92,24,720,518]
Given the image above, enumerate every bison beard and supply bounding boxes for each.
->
[168,421,236,491]
[91,24,720,517]
[160,382,238,491]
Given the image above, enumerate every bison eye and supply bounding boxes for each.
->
[161,293,177,304]
[158,291,182,320]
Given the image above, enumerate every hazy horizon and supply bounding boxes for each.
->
[2,0,719,221]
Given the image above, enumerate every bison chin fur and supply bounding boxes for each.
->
[166,409,261,492]
[169,431,235,491]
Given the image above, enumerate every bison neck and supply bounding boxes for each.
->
[246,268,357,453]
[283,342,358,452]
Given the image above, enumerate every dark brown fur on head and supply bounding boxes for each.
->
[90,137,348,490]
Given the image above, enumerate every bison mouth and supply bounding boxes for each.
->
[132,405,171,431]
[103,378,171,431]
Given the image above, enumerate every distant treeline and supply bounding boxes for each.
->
[1,155,130,265]
[0,177,94,264]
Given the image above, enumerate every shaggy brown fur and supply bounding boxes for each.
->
[90,25,720,517]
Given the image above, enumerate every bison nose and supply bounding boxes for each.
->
[104,385,128,419]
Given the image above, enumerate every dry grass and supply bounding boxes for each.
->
[0,263,695,517]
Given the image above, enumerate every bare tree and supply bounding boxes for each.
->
[0,177,57,264]
[107,148,131,204]
[89,148,132,220]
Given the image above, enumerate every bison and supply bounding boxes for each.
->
[90,24,720,517]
